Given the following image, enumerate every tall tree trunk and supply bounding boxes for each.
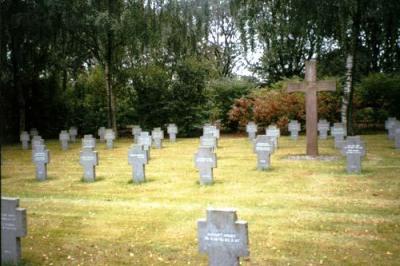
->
[11,36,26,132]
[341,54,353,132]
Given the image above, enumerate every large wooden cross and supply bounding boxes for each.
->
[286,60,336,156]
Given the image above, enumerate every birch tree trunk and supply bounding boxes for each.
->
[341,54,353,133]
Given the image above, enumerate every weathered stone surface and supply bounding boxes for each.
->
[80,148,98,182]
[104,129,115,149]
[82,135,96,149]
[385,117,398,140]
[128,144,148,183]
[318,119,330,140]
[167,124,178,142]
[246,122,257,140]
[32,144,50,181]
[286,60,336,155]
[393,122,400,149]
[138,132,152,159]
[132,125,142,143]
[254,135,274,170]
[194,146,217,185]
[288,120,301,140]
[1,197,27,265]
[152,128,164,149]
[331,123,347,149]
[59,130,70,150]
[265,125,280,149]
[341,136,366,174]
[200,135,217,151]
[198,208,249,266]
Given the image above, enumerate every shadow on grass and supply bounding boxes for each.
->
[127,178,155,185]
[26,176,55,183]
[79,176,105,183]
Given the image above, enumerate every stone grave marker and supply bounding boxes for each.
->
[393,122,400,149]
[20,131,30,150]
[152,128,164,149]
[98,127,106,142]
[104,129,115,149]
[285,60,336,156]
[204,124,220,142]
[82,134,96,149]
[31,136,44,150]
[246,122,257,140]
[318,119,330,140]
[198,208,249,266]
[167,123,178,142]
[80,147,99,182]
[138,132,152,159]
[385,117,398,140]
[59,130,70,150]
[331,123,347,148]
[29,128,38,137]
[266,125,280,149]
[69,127,78,142]
[200,135,217,151]
[254,135,274,170]
[288,120,301,140]
[32,144,50,181]
[194,146,217,185]
[341,136,366,174]
[132,125,142,143]
[1,197,27,265]
[128,144,148,183]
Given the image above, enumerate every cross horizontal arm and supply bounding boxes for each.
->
[316,80,336,92]
[286,82,306,93]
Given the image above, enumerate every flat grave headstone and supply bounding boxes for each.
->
[104,129,115,149]
[288,120,301,140]
[194,146,217,185]
[29,128,38,137]
[128,144,148,183]
[20,131,30,150]
[341,136,366,174]
[331,123,347,148]
[69,127,78,142]
[266,125,280,149]
[167,123,178,142]
[132,125,142,143]
[98,127,106,142]
[198,208,249,266]
[138,132,152,158]
[200,135,217,151]
[152,128,164,149]
[59,130,70,150]
[80,147,99,182]
[246,122,257,140]
[32,144,50,181]
[318,119,330,140]
[254,135,274,170]
[1,197,27,265]
[82,134,96,149]
[385,117,398,140]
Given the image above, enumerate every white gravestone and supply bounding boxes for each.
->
[128,145,148,183]
[82,134,96,149]
[204,124,220,146]
[266,125,280,149]
[152,128,164,149]
[59,130,70,150]
[246,122,257,140]
[288,120,301,140]
[104,129,115,149]
[385,117,398,140]
[20,131,30,150]
[32,144,50,181]
[331,123,347,148]
[1,197,27,265]
[200,135,217,151]
[341,136,366,174]
[198,208,249,266]
[254,135,274,170]
[80,147,99,182]
[194,147,217,185]
[132,125,142,143]
[69,127,78,142]
[393,122,400,149]
[318,119,330,140]
[31,136,44,151]
[167,124,178,142]
[138,132,152,159]
[29,128,38,137]
[98,127,106,142]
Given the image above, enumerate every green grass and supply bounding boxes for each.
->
[2,134,400,265]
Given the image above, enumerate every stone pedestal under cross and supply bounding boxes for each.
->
[1,197,27,265]
[128,145,148,183]
[286,60,336,156]
[80,148,99,182]
[32,144,50,181]
[198,208,249,266]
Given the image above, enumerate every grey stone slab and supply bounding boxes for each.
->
[167,124,178,142]
[80,148,98,182]
[254,135,274,170]
[69,127,78,142]
[266,125,280,149]
[59,130,70,150]
[1,197,27,265]
[288,120,301,140]
[318,119,330,140]
[385,117,398,140]
[200,135,217,151]
[98,127,106,142]
[131,125,142,143]
[32,144,50,181]
[195,147,217,185]
[20,131,30,150]
[31,137,44,151]
[341,136,366,174]
[82,135,96,149]
[246,122,257,140]
[128,145,148,183]
[204,125,220,139]
[104,129,115,149]
[198,208,249,266]
[394,123,400,149]
[331,123,346,148]
[152,128,164,149]
[138,132,152,159]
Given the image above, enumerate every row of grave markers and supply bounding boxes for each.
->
[1,197,248,266]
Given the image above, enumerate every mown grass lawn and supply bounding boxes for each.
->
[1,134,400,265]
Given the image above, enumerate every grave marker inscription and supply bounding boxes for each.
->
[341,136,366,174]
